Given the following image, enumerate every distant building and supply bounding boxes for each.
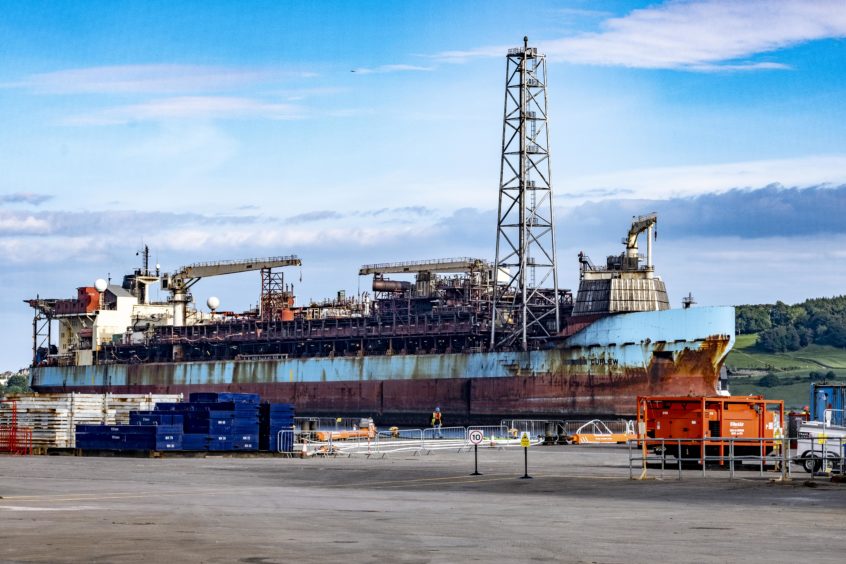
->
[0,368,30,388]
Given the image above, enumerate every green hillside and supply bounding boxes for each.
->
[726,333,846,372]
[728,376,832,409]
[725,333,845,408]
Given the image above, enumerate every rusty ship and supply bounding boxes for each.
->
[23,39,734,424]
[24,215,734,425]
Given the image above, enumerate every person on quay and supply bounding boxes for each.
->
[431,406,443,438]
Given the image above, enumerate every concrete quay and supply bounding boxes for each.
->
[1,446,844,563]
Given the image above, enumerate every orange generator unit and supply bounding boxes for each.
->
[637,396,784,461]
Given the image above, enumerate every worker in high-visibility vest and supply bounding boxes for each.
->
[431,407,443,438]
[773,426,784,471]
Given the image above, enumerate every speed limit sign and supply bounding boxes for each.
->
[469,429,484,445]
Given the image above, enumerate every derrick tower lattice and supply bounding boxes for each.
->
[260,268,286,321]
[491,37,559,351]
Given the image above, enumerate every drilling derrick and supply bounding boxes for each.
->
[491,37,559,351]
[260,268,288,321]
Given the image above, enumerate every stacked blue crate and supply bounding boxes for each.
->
[129,412,184,427]
[189,392,260,404]
[181,434,209,451]
[148,393,260,451]
[76,394,280,453]
[260,403,295,452]
[196,401,259,451]
[75,424,182,451]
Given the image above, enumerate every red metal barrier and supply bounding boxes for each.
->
[0,400,32,455]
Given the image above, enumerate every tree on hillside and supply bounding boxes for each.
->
[758,325,802,352]
[2,374,31,395]
[736,305,772,334]
[757,374,780,387]
[770,301,793,326]
[818,323,846,348]
[735,295,846,350]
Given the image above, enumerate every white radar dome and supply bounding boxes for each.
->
[207,296,220,311]
[94,278,108,292]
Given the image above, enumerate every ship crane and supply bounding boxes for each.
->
[358,257,489,276]
[623,213,657,269]
[163,255,301,325]
[358,257,491,295]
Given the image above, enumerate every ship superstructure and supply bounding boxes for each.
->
[27,210,677,369]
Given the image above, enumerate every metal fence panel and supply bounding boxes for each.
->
[563,419,631,436]
[625,436,846,481]
[423,426,467,440]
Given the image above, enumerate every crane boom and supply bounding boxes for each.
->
[625,213,657,250]
[176,255,301,281]
[164,255,301,326]
[359,257,489,276]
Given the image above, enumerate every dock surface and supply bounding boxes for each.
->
[1,446,844,563]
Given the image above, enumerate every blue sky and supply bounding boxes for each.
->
[2,0,846,368]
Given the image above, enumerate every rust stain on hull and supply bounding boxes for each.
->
[35,335,730,424]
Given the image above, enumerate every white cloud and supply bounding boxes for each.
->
[655,234,846,305]
[63,96,306,125]
[0,213,51,234]
[434,0,846,71]
[0,236,106,263]
[564,154,846,202]
[0,206,449,267]
[431,45,507,65]
[148,225,432,252]
[351,64,433,75]
[554,8,613,20]
[7,64,304,94]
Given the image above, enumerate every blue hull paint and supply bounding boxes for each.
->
[32,307,735,420]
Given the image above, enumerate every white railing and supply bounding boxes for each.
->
[562,419,631,436]
[293,426,542,457]
[276,430,295,455]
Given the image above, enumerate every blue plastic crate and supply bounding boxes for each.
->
[181,433,209,451]
[190,392,260,404]
[232,440,258,451]
[190,401,258,412]
[207,436,234,451]
[123,435,183,451]
[76,433,126,449]
[75,430,182,451]
[76,424,178,435]
[129,412,185,426]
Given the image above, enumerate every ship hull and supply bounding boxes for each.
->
[31,307,734,425]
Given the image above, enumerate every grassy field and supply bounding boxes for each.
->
[729,376,824,409]
[726,333,846,371]
[725,333,846,408]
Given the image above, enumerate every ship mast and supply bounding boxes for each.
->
[491,37,559,351]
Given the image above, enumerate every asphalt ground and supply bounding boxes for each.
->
[1,446,845,563]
